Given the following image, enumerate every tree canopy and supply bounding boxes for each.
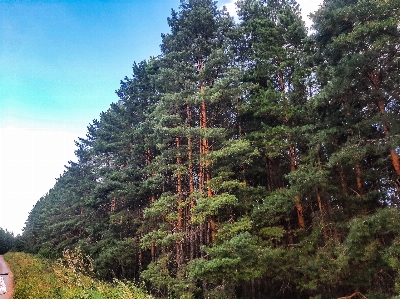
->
[0,228,14,255]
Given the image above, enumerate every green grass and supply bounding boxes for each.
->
[4,252,152,299]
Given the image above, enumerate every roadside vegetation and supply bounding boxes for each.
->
[4,251,152,299]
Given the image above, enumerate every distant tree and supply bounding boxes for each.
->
[0,228,14,255]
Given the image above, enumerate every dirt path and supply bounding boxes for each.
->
[0,255,14,299]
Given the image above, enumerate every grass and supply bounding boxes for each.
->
[4,252,152,299]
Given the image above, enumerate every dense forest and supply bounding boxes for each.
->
[19,0,400,298]
[0,228,14,255]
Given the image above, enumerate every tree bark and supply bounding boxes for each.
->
[175,137,183,267]
[187,105,195,196]
[371,75,400,191]
[339,163,348,195]
[146,149,157,262]
[176,137,183,230]
[315,187,328,240]
[337,291,367,299]
[198,59,215,242]
[355,163,363,195]
[290,145,305,228]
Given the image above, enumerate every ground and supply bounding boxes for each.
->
[0,256,13,299]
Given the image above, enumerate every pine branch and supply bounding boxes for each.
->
[341,134,400,150]
[337,291,367,299]
[362,134,400,144]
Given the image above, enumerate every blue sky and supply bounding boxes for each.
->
[0,0,182,130]
[0,0,322,235]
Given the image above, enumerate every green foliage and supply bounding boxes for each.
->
[192,193,239,223]
[190,232,266,282]
[0,228,14,255]
[215,216,252,242]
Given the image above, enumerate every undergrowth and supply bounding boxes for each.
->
[4,251,152,299]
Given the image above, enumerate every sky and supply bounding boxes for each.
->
[0,0,323,235]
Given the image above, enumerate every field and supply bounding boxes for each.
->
[4,252,152,299]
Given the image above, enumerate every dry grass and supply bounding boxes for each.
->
[4,252,152,299]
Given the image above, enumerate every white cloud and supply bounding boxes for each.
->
[297,0,324,29]
[222,0,237,16]
[219,0,324,29]
[0,126,81,235]
[219,0,239,21]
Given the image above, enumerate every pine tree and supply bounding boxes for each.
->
[294,0,400,297]
[140,0,241,296]
[312,0,400,200]
[237,0,311,228]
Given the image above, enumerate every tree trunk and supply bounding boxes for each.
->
[187,105,196,261]
[315,188,328,240]
[339,163,348,195]
[355,163,363,195]
[146,149,157,263]
[176,137,183,267]
[187,105,195,196]
[176,137,183,230]
[198,59,215,242]
[281,69,305,229]
[138,234,143,277]
[390,149,400,176]
[110,197,117,212]
[391,149,400,193]
[199,59,206,191]
[266,158,274,191]
[290,145,305,228]
[372,76,400,192]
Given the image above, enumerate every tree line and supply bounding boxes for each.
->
[0,228,14,255]
[20,0,400,298]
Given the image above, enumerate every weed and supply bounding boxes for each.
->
[4,252,152,299]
